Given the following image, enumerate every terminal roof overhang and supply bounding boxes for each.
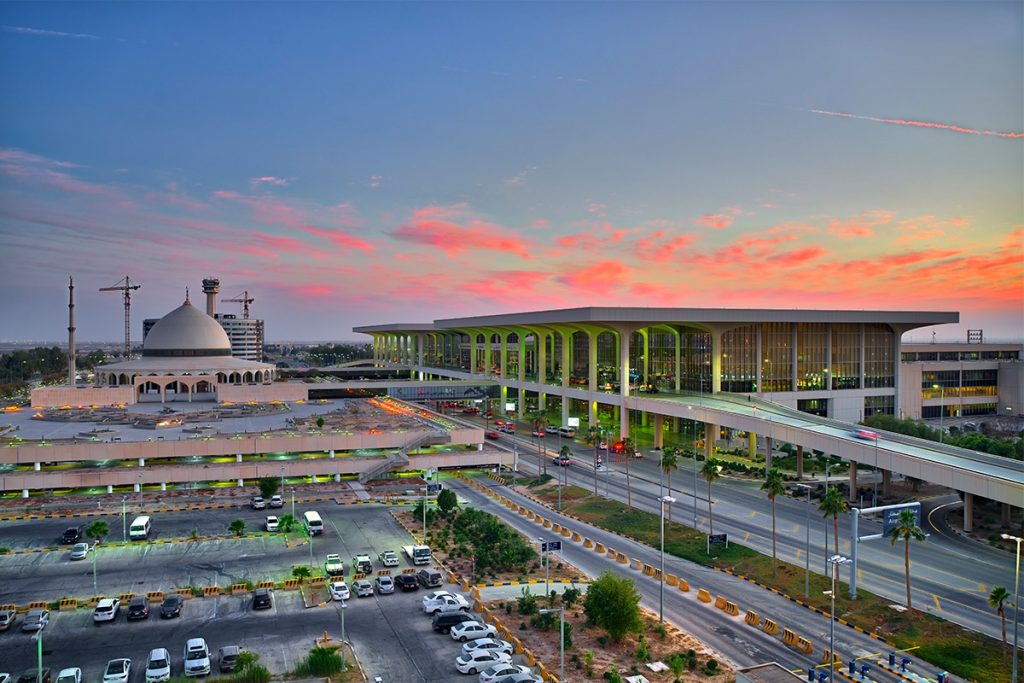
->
[354,307,958,334]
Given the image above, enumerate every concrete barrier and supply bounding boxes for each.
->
[678,578,690,592]
[528,510,536,520]
[571,531,582,542]
[118,593,135,603]
[631,557,643,570]
[561,527,571,538]
[231,583,249,595]
[795,636,813,655]
[643,563,655,576]
[782,628,799,648]
[617,552,629,564]
[542,518,552,529]
[403,568,416,574]
[58,598,78,612]
[666,574,678,586]
[257,580,275,588]
[714,595,727,610]
[310,577,326,588]
[281,579,300,590]
[763,618,779,635]
[552,523,562,534]
[594,542,604,553]
[146,591,164,603]
[176,588,193,599]
[29,600,49,610]
[525,650,536,666]
[744,610,760,626]
[204,586,221,597]
[378,569,391,576]
[518,505,527,515]
[87,596,105,606]
[513,636,524,654]
[697,588,712,603]
[723,600,740,616]
[822,650,842,665]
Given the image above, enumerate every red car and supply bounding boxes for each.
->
[553,456,572,467]
[485,431,500,440]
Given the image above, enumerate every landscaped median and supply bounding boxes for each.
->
[484,472,1013,683]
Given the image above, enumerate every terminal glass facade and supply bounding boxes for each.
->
[721,325,757,392]
[760,322,792,392]
[831,324,861,389]
[796,323,828,391]
[863,324,895,388]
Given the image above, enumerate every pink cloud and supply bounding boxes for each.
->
[251,231,328,259]
[895,215,970,243]
[462,270,548,303]
[633,232,698,263]
[300,224,375,253]
[531,218,550,229]
[556,260,628,296]
[212,190,307,227]
[391,205,532,259]
[697,207,742,229]
[828,210,894,239]
[250,176,290,189]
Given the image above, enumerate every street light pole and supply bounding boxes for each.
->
[797,484,811,598]
[933,383,944,443]
[659,495,676,623]
[338,600,348,672]
[121,495,127,543]
[1003,533,1022,683]
[539,536,549,597]
[539,607,565,683]
[827,555,852,682]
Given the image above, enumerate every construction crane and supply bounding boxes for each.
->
[99,276,141,358]
[222,291,254,319]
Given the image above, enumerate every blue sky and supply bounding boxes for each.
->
[1,1,1021,342]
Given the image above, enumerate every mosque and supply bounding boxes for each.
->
[30,288,306,408]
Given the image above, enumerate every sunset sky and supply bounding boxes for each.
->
[1,2,1021,343]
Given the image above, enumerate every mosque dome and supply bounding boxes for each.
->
[142,299,232,357]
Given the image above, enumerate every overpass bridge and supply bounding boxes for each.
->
[326,365,1023,518]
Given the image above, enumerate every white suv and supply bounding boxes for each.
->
[183,638,211,677]
[145,648,171,683]
[92,598,120,624]
[422,592,469,615]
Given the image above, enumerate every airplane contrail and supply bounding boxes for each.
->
[810,109,1024,139]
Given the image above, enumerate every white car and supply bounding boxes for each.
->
[184,637,211,677]
[329,581,350,601]
[145,648,171,683]
[451,620,498,642]
[462,638,513,656]
[497,674,543,683]
[375,575,395,594]
[103,659,131,683]
[269,494,283,508]
[454,650,511,675]
[479,664,533,683]
[352,579,374,597]
[422,592,469,614]
[378,550,400,567]
[324,553,345,576]
[93,598,120,624]
[250,496,266,510]
[265,516,279,532]
[69,542,91,561]
[55,669,81,683]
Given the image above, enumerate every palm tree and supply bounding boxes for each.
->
[818,485,848,555]
[888,507,926,613]
[761,467,786,575]
[85,520,108,545]
[291,565,312,582]
[660,448,680,520]
[229,519,246,537]
[988,585,1010,659]
[526,410,549,475]
[585,425,602,495]
[622,436,636,508]
[700,458,722,534]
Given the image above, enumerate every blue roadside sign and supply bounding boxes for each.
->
[882,503,921,537]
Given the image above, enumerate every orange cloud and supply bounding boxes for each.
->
[556,260,628,296]
[828,210,894,239]
[391,205,532,259]
[697,207,742,229]
[633,232,698,263]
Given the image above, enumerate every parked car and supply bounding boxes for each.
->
[69,542,91,561]
[352,579,374,597]
[422,592,469,615]
[127,596,150,620]
[375,575,395,594]
[60,526,84,544]
[451,620,498,642]
[92,598,120,624]
[454,650,511,675]
[417,568,443,588]
[0,608,16,630]
[269,494,283,508]
[54,669,80,683]
[160,594,183,619]
[218,646,241,673]
[552,456,572,467]
[394,574,419,592]
[432,611,475,634]
[183,637,211,677]
[17,670,51,683]
[21,609,49,632]
[252,588,273,610]
[378,550,400,567]
[145,648,171,683]
[102,659,131,683]
[324,553,345,576]
[329,581,350,601]
[497,673,543,683]
[353,554,373,574]
[265,516,279,532]
[462,638,513,656]
[250,496,266,510]
[479,664,533,683]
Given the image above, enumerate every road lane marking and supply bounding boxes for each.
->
[933,594,941,611]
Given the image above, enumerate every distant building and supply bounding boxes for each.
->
[144,313,264,361]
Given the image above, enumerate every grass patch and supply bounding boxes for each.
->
[558,496,1012,683]
[531,483,593,504]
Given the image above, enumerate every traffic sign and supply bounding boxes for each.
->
[708,533,728,545]
[542,540,561,553]
[882,502,920,537]
[426,483,442,493]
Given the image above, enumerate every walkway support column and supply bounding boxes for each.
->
[882,468,891,496]
[653,414,664,450]
[796,445,804,480]
[748,432,757,458]
[963,492,974,532]
[706,423,717,458]
[618,329,631,439]
[848,461,858,502]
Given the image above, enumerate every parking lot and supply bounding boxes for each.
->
[0,504,526,682]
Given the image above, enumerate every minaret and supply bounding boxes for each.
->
[202,277,220,317]
[67,277,76,387]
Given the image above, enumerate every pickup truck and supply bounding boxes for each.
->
[324,554,344,576]
[378,550,400,567]
[402,544,431,565]
[353,554,372,574]
[421,592,469,615]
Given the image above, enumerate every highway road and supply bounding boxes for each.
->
[477,421,1016,642]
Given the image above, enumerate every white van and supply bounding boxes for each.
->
[129,515,151,540]
[558,426,576,438]
[303,511,324,536]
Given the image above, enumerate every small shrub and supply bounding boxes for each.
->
[597,635,608,647]
[635,635,650,662]
[293,645,343,676]
[655,623,668,640]
[562,586,581,608]
[518,587,539,615]
[189,585,203,597]
[702,658,719,675]
[505,603,513,614]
